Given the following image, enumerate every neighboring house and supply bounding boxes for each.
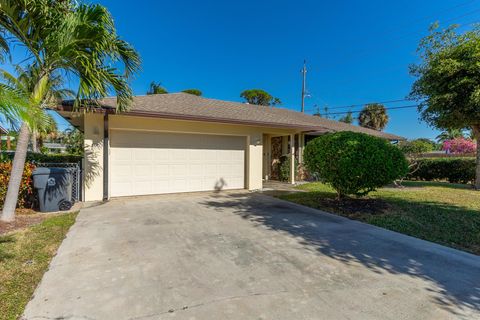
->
[0,125,14,151]
[43,142,68,154]
[57,93,403,202]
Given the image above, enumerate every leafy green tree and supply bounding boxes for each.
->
[63,128,83,155]
[358,103,389,131]
[147,81,168,95]
[182,89,202,96]
[398,139,435,154]
[240,89,281,106]
[0,0,140,221]
[436,128,464,143]
[410,24,480,188]
[338,111,354,124]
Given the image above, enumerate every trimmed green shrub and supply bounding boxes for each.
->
[304,131,409,197]
[408,158,475,184]
[0,152,82,164]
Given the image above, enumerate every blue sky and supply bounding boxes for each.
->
[12,1,480,138]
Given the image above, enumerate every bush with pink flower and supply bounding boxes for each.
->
[442,137,477,154]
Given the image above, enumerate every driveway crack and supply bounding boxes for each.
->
[128,289,289,319]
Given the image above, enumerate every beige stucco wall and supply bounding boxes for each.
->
[83,113,104,201]
[83,114,297,201]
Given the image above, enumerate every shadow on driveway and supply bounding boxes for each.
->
[201,192,480,317]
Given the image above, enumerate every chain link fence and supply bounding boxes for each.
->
[35,162,81,202]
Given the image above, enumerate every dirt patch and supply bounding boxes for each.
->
[0,212,47,235]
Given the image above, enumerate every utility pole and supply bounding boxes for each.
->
[301,60,307,113]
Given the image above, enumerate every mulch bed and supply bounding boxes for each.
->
[316,197,392,219]
[0,210,46,235]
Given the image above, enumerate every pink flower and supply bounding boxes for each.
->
[442,137,477,154]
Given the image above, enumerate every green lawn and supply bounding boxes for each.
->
[0,213,77,320]
[278,181,480,255]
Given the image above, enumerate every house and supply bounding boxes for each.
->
[0,124,13,151]
[42,142,68,154]
[56,93,403,202]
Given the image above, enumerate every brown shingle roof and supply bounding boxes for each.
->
[74,93,404,140]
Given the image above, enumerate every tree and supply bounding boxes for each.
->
[436,128,464,143]
[358,103,389,130]
[240,89,281,106]
[182,89,202,96]
[63,128,83,155]
[147,82,167,95]
[0,65,71,153]
[0,0,140,222]
[338,111,354,124]
[410,24,480,189]
[398,139,436,154]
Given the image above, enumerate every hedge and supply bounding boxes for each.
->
[0,152,82,164]
[408,158,476,184]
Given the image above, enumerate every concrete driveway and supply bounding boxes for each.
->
[23,192,480,320]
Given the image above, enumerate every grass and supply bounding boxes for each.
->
[278,181,480,255]
[0,213,77,320]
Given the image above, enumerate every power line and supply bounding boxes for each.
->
[304,98,414,112]
[379,0,478,34]
[321,7,480,71]
[325,99,411,110]
[316,104,420,116]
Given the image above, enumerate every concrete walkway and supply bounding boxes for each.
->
[23,192,480,319]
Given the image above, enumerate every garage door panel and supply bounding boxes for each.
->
[110,131,245,197]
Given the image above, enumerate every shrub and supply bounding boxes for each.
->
[0,152,82,164]
[408,158,475,184]
[304,131,409,198]
[278,156,300,182]
[0,162,36,209]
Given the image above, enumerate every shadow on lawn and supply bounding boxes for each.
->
[0,235,15,261]
[399,180,474,190]
[201,192,480,317]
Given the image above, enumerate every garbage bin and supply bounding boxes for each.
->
[33,167,74,212]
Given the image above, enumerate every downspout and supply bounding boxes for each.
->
[103,113,109,201]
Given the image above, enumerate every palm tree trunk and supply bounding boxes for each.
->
[474,125,480,190]
[0,123,30,222]
[31,130,38,153]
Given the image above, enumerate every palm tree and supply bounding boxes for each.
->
[358,103,389,131]
[147,82,168,95]
[36,114,59,152]
[1,65,71,153]
[0,0,140,222]
[436,128,465,143]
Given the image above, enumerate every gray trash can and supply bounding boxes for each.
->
[33,167,74,212]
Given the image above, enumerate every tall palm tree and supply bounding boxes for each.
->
[1,65,71,153]
[0,0,140,222]
[358,103,389,131]
[147,82,168,95]
[435,128,465,143]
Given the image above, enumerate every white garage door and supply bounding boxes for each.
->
[110,130,246,197]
